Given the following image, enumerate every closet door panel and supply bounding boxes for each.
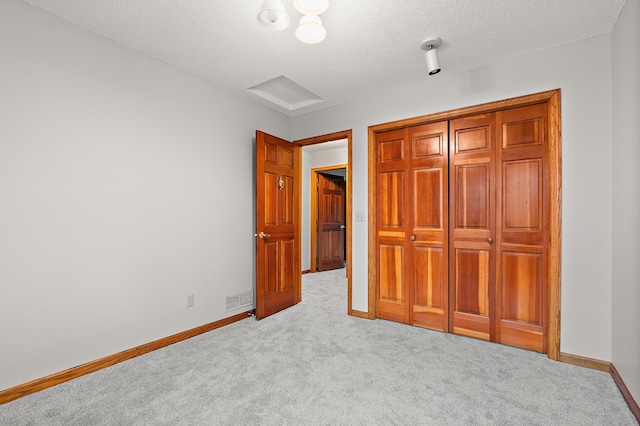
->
[409,122,448,331]
[450,114,496,340]
[496,104,548,353]
[454,164,490,230]
[379,171,405,228]
[376,129,410,323]
[452,247,490,339]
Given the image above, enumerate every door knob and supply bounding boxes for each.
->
[256,232,271,239]
[487,237,494,244]
[410,235,416,241]
[340,225,346,229]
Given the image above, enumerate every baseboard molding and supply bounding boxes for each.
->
[610,364,640,422]
[349,309,373,320]
[301,269,311,274]
[558,352,611,372]
[559,352,639,423]
[0,310,252,405]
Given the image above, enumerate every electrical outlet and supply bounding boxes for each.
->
[186,294,194,308]
[355,211,366,222]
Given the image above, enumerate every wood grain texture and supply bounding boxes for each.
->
[368,90,561,133]
[368,128,378,318]
[546,90,562,361]
[255,131,300,319]
[495,103,549,353]
[409,123,449,331]
[610,364,640,423]
[312,167,348,272]
[450,113,496,341]
[368,89,562,358]
[0,311,252,405]
[558,352,611,372]
[349,310,373,320]
[317,173,346,271]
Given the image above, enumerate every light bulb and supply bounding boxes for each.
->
[295,14,327,44]
[293,0,329,15]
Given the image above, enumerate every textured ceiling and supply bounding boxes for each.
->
[20,0,626,116]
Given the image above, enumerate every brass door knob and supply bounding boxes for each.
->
[410,235,416,241]
[487,237,494,244]
[256,232,271,239]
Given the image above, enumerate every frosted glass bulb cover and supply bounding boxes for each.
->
[296,14,326,44]
[293,0,329,15]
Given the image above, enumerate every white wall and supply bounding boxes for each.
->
[292,35,614,360]
[0,0,290,391]
[612,0,640,404]
[301,146,348,271]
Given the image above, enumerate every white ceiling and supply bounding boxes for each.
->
[20,0,626,117]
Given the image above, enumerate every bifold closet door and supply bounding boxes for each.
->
[375,101,550,353]
[449,106,549,352]
[449,114,496,341]
[495,103,548,353]
[376,122,449,330]
[408,122,449,331]
[376,128,411,323]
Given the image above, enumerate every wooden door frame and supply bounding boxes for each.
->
[367,90,562,360]
[295,130,354,315]
[310,165,348,273]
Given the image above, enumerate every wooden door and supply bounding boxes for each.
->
[408,122,449,331]
[376,128,411,323]
[255,131,301,320]
[317,173,346,272]
[370,91,560,356]
[375,122,449,329]
[449,114,496,341]
[495,104,548,352]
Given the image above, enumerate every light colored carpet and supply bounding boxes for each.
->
[1,268,636,425]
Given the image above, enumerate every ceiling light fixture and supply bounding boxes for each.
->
[293,0,329,15]
[421,38,442,75]
[295,14,327,44]
[257,0,290,31]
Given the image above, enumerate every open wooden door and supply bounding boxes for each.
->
[317,172,346,272]
[255,131,301,320]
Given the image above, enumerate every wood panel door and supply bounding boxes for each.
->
[375,122,449,330]
[408,122,449,331]
[449,114,496,341]
[369,90,560,356]
[495,104,548,352]
[317,173,346,272]
[255,131,301,320]
[376,128,411,323]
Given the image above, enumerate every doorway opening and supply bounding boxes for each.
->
[311,166,347,273]
[296,130,354,315]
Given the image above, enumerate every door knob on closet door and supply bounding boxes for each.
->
[487,237,494,244]
[410,235,416,241]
